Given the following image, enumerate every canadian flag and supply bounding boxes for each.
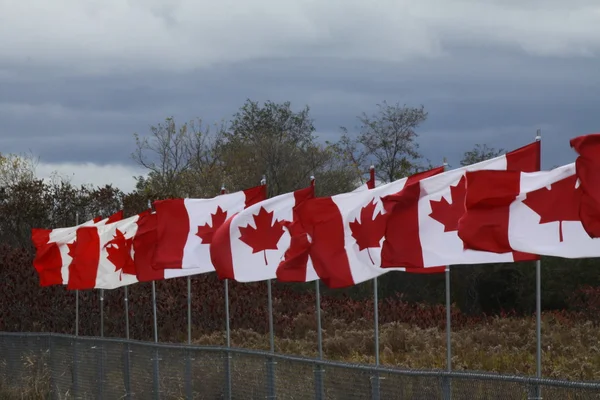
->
[67,211,148,290]
[380,142,540,269]
[287,167,444,289]
[458,134,600,258]
[133,211,212,282]
[31,211,123,286]
[152,185,267,272]
[211,185,318,282]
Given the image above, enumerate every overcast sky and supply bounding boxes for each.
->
[2,0,599,192]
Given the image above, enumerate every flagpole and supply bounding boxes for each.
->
[151,280,160,398]
[261,175,276,399]
[187,276,192,344]
[124,284,132,399]
[73,211,80,398]
[220,185,232,400]
[443,158,452,400]
[369,165,379,366]
[100,289,104,337]
[147,199,160,399]
[75,211,80,336]
[184,191,194,399]
[367,165,381,400]
[310,175,325,400]
[98,287,105,399]
[534,130,542,400]
[124,287,130,339]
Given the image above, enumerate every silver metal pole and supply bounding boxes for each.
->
[371,277,381,400]
[267,279,275,353]
[152,281,158,342]
[373,278,380,366]
[224,279,232,400]
[187,277,192,344]
[443,158,452,374]
[75,212,80,336]
[316,281,323,359]
[534,130,542,399]
[443,266,453,400]
[266,279,276,399]
[100,289,104,337]
[225,279,231,347]
[315,280,325,400]
[73,212,80,397]
[124,285,132,399]
[445,267,451,371]
[536,258,542,373]
[152,280,160,399]
[124,286,130,340]
[221,183,232,400]
[185,275,193,399]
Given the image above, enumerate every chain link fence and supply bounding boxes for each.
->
[1,332,600,399]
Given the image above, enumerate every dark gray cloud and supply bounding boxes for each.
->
[2,46,598,176]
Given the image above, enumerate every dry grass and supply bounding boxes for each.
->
[189,314,600,382]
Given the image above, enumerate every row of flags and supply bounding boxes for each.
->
[31,133,600,291]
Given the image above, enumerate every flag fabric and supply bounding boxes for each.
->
[152,185,267,273]
[570,133,600,238]
[458,134,600,258]
[133,211,212,282]
[211,185,318,282]
[456,163,600,257]
[67,211,148,290]
[31,211,123,286]
[288,167,445,289]
[380,142,540,270]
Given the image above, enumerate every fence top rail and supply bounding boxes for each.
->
[4,331,600,389]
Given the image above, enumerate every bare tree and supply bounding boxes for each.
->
[343,101,427,183]
[132,117,223,198]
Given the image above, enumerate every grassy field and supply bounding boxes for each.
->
[184,313,600,382]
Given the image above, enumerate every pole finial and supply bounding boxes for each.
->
[535,128,542,141]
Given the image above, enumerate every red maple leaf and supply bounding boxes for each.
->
[522,175,581,242]
[429,175,466,232]
[104,229,134,279]
[196,206,228,244]
[239,207,285,265]
[349,199,388,264]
